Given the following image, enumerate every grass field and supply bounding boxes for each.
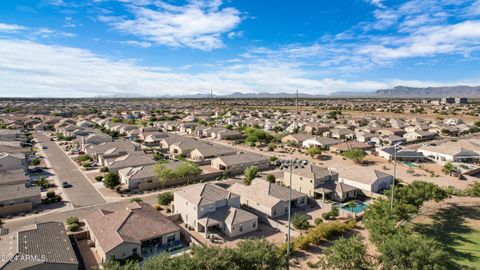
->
[411,204,480,269]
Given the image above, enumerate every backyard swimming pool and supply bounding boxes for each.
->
[404,161,418,168]
[341,201,368,214]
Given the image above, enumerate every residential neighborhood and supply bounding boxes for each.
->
[0,96,479,270]
[1,0,480,269]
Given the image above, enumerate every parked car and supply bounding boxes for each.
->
[29,167,44,174]
[62,182,73,188]
[41,145,48,149]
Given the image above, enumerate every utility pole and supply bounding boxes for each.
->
[286,159,293,270]
[390,143,400,210]
[296,90,299,114]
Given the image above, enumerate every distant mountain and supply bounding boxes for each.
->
[376,85,480,97]
[329,91,375,97]
[173,92,328,99]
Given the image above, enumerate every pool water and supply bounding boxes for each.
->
[404,161,418,168]
[341,201,368,213]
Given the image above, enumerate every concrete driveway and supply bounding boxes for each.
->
[35,132,106,208]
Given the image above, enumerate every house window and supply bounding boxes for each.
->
[166,234,176,244]
[239,225,243,232]
[273,208,276,215]
[132,248,137,254]
[252,221,256,228]
[285,206,288,213]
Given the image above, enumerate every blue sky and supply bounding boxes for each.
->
[1,0,480,97]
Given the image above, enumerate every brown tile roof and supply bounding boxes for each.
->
[0,222,78,269]
[85,202,180,253]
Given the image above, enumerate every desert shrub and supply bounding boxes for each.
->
[292,213,310,230]
[68,223,79,232]
[66,216,79,225]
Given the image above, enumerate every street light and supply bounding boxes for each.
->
[283,158,302,270]
[390,142,402,210]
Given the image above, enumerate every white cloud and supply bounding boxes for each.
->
[0,23,26,33]
[99,0,242,51]
[365,0,385,8]
[33,27,76,38]
[1,39,478,97]
[121,40,152,48]
[358,20,480,60]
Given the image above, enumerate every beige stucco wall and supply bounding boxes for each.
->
[283,171,316,197]
[224,218,258,238]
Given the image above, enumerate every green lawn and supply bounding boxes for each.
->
[411,205,480,269]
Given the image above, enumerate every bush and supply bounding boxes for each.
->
[266,174,276,183]
[157,192,174,205]
[103,172,120,189]
[95,175,103,182]
[77,155,91,162]
[46,190,56,199]
[67,223,79,232]
[243,166,258,185]
[130,197,143,203]
[314,218,323,225]
[292,213,310,230]
[293,235,310,250]
[100,167,109,173]
[37,176,50,189]
[153,204,163,211]
[31,158,41,166]
[66,216,79,225]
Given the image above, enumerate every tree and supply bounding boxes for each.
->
[292,213,310,230]
[101,238,285,270]
[154,163,175,184]
[380,232,456,270]
[306,147,322,158]
[321,237,372,270]
[243,166,258,185]
[442,162,457,175]
[465,181,480,197]
[37,176,50,189]
[235,239,285,270]
[154,162,202,185]
[31,158,41,166]
[157,192,174,205]
[243,127,274,145]
[266,174,276,183]
[103,172,120,189]
[46,190,56,199]
[175,162,202,178]
[342,148,366,164]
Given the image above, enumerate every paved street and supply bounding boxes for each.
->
[2,184,175,230]
[35,132,106,207]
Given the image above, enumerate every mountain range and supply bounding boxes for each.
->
[97,85,480,99]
